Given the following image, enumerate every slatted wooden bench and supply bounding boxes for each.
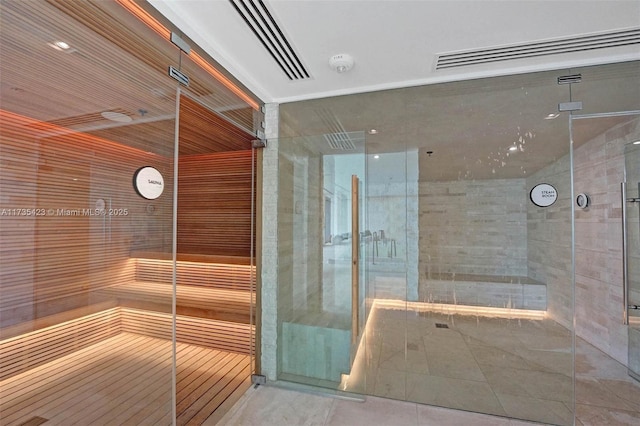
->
[96,254,255,323]
[0,306,253,382]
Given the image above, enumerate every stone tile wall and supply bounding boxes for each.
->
[418,178,529,300]
[526,155,573,328]
[572,117,640,365]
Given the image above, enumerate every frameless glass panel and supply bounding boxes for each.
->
[572,110,640,387]
[173,87,258,423]
[0,0,177,423]
[276,132,366,390]
[569,61,640,422]
[277,68,577,424]
[626,137,640,381]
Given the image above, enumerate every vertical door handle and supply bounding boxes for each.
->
[622,182,629,325]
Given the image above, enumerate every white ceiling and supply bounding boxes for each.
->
[149,0,640,104]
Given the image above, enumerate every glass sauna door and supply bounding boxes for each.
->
[276,132,367,391]
[0,1,178,423]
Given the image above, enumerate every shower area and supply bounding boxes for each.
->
[273,62,640,425]
[0,1,259,424]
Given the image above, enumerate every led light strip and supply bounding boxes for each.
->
[373,298,547,320]
[116,0,260,111]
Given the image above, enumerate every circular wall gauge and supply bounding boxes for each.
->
[133,166,164,200]
[576,193,590,209]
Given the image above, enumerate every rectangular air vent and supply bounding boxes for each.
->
[325,132,357,150]
[436,27,640,70]
[229,0,310,81]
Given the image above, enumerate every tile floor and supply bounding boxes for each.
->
[220,305,640,425]
[217,384,540,426]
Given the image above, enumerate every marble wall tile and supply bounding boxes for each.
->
[260,103,280,380]
[573,117,640,366]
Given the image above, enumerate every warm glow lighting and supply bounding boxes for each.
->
[52,41,71,50]
[0,109,152,157]
[116,0,259,111]
[188,51,260,110]
[374,299,547,320]
[115,0,170,39]
[101,111,133,123]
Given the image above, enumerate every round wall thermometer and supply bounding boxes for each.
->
[530,183,557,207]
[133,166,164,200]
[576,193,590,209]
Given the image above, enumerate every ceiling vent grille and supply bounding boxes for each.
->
[229,0,310,81]
[316,108,362,151]
[435,28,640,70]
[325,132,357,151]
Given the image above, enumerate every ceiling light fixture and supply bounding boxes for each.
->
[509,146,518,152]
[53,41,70,50]
[368,129,378,134]
[374,155,380,159]
[544,113,560,120]
[329,54,354,73]
[634,141,640,145]
[101,111,133,123]
[48,41,73,52]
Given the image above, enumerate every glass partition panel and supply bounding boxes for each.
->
[626,136,640,381]
[276,132,366,390]
[278,69,577,424]
[173,88,258,424]
[572,110,640,401]
[0,1,178,423]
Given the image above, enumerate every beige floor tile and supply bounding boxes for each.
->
[424,341,486,382]
[575,403,640,426]
[576,377,639,412]
[325,395,418,426]
[496,393,574,425]
[406,373,506,417]
[218,386,333,426]
[481,365,573,403]
[416,404,511,425]
[468,344,540,370]
[514,347,573,376]
[598,378,640,412]
[373,367,406,400]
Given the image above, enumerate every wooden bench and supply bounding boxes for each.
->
[0,307,253,382]
[96,254,255,323]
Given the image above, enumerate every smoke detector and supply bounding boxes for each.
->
[329,54,354,73]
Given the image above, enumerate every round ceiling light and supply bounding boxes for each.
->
[329,54,354,73]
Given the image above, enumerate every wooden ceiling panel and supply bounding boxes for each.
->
[178,96,254,155]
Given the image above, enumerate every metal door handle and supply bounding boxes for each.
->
[622,182,629,325]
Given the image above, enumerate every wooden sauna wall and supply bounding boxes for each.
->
[0,111,174,329]
[177,150,255,257]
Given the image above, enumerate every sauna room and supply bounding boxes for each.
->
[0,1,259,424]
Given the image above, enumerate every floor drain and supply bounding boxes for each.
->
[435,323,449,329]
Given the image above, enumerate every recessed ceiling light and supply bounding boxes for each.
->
[509,146,518,152]
[544,113,559,120]
[101,111,133,123]
[368,129,378,135]
[374,155,380,159]
[633,140,640,145]
[49,41,71,51]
